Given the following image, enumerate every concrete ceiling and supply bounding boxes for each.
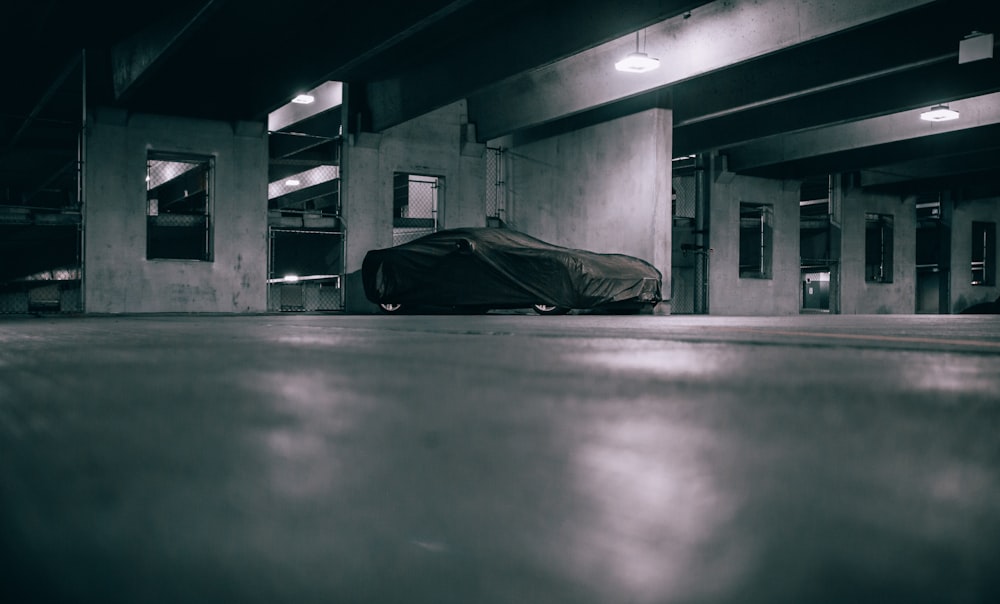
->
[2,0,998,211]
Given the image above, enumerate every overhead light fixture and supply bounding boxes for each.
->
[291,94,315,104]
[616,30,660,73]
[920,104,960,122]
[284,179,301,186]
[959,31,994,64]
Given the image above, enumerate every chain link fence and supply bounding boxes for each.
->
[1,201,83,315]
[485,146,505,226]
[393,174,439,245]
[671,171,708,314]
[146,154,212,261]
[267,227,344,312]
[269,279,343,312]
[268,164,341,215]
[673,173,696,219]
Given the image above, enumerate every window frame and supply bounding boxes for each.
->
[391,172,442,246]
[739,202,774,279]
[145,151,214,262]
[971,221,996,286]
[864,212,894,284]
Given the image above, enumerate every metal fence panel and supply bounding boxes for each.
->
[0,214,82,315]
[486,146,505,225]
[267,227,344,311]
[673,174,696,219]
[393,175,439,245]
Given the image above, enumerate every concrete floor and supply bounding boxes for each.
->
[1,313,999,604]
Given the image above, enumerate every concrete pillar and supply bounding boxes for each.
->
[341,100,487,313]
[83,109,268,314]
[502,109,673,313]
[949,195,1000,312]
[706,173,801,316]
[838,182,916,314]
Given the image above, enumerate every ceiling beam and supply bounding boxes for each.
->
[726,92,1000,173]
[3,53,81,153]
[860,149,1000,187]
[111,1,221,102]
[364,0,706,133]
[268,82,343,133]
[268,180,339,209]
[467,0,935,141]
[674,55,1000,155]
[269,133,337,161]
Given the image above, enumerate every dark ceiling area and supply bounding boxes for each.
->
[1,0,999,213]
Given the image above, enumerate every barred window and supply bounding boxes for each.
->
[739,203,773,279]
[392,173,441,246]
[865,213,894,283]
[146,152,213,261]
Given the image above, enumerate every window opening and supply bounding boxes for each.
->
[800,178,834,312]
[971,221,996,286]
[146,152,213,261]
[393,173,441,246]
[267,228,344,312]
[485,146,505,227]
[739,202,773,279]
[865,213,894,283]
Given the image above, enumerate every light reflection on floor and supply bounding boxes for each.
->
[566,408,746,601]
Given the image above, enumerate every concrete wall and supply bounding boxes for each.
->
[502,109,673,310]
[950,196,1000,313]
[84,109,268,313]
[342,100,486,312]
[708,175,801,315]
[839,188,916,314]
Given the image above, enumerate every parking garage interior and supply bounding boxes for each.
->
[1,1,999,602]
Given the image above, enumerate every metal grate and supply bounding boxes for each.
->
[486,146,505,225]
[146,154,212,261]
[393,174,440,245]
[672,174,696,219]
[1,207,83,315]
[269,280,342,312]
[267,227,344,311]
[268,165,341,215]
[1,278,82,315]
[671,171,708,314]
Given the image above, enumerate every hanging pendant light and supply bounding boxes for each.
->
[616,30,660,73]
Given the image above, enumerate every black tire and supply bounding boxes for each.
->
[532,303,570,315]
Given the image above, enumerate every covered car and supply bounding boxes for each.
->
[361,227,662,314]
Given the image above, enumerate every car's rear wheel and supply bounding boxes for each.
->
[532,303,570,315]
[379,302,404,313]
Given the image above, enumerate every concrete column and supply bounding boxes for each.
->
[950,195,1000,313]
[706,171,800,316]
[838,182,916,314]
[502,108,673,313]
[341,100,487,313]
[83,108,268,314]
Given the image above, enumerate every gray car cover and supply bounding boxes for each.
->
[362,227,661,310]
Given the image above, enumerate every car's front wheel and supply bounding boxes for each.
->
[379,302,404,313]
[532,303,570,315]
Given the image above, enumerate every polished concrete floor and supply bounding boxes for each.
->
[1,312,999,604]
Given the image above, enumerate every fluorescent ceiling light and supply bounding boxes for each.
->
[283,275,300,283]
[920,104,960,122]
[615,52,660,73]
[284,179,301,186]
[291,94,315,104]
[617,29,660,73]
